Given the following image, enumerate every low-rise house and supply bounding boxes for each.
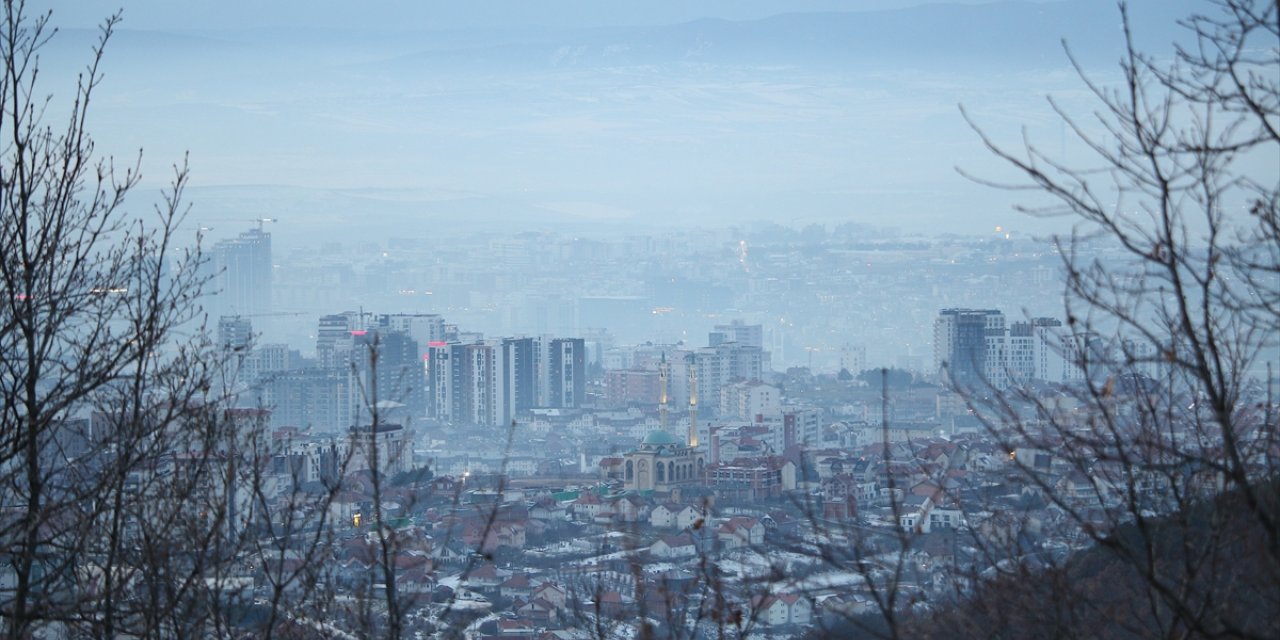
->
[598,456,625,481]
[593,590,628,617]
[500,574,535,601]
[394,550,431,569]
[528,496,567,521]
[514,598,559,624]
[464,563,510,593]
[650,503,703,530]
[463,521,527,552]
[604,494,649,523]
[395,565,434,598]
[762,510,800,536]
[753,593,813,627]
[910,479,943,498]
[530,582,567,610]
[539,629,597,640]
[816,593,878,625]
[919,440,958,468]
[572,492,605,522]
[900,495,964,533]
[491,618,538,639]
[717,517,765,550]
[650,533,698,559]
[328,491,367,528]
[431,538,471,566]
[927,504,964,532]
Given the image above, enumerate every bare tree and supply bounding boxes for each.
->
[0,1,232,636]
[934,0,1279,637]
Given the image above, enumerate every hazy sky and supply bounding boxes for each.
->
[45,1,1057,30]
[33,0,1239,239]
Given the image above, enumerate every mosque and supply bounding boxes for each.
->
[622,354,705,492]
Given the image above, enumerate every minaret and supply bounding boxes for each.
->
[688,355,699,447]
[658,352,669,432]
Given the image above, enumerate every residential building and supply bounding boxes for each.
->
[934,308,1003,389]
[547,337,586,408]
[210,227,272,319]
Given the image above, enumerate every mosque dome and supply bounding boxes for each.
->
[641,430,681,447]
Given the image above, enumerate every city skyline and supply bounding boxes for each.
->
[2,1,1275,637]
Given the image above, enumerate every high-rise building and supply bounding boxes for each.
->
[711,320,764,349]
[216,316,254,396]
[316,312,360,370]
[502,337,537,413]
[425,334,589,425]
[548,337,586,408]
[1062,332,1111,383]
[934,308,1004,390]
[350,328,425,422]
[266,369,354,430]
[984,314,1011,390]
[937,310,1073,389]
[1008,321,1037,384]
[217,317,295,393]
[377,313,446,357]
[211,228,271,319]
[719,380,780,421]
[1034,318,1067,382]
[1008,317,1065,384]
[840,344,867,376]
[244,343,293,383]
[426,341,495,425]
[217,315,253,351]
[710,320,771,372]
[678,342,765,417]
[425,341,457,422]
[604,369,661,408]
[934,308,1170,389]
[424,340,509,427]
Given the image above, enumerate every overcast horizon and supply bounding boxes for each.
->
[34,0,1253,243]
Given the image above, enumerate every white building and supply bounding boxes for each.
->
[348,423,411,477]
[719,380,780,420]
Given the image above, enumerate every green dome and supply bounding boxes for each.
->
[642,430,681,446]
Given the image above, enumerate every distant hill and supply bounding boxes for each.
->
[35,0,1215,236]
[67,1,1202,74]
[373,1,1196,73]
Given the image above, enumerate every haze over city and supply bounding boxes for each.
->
[37,0,1236,245]
[2,1,1276,638]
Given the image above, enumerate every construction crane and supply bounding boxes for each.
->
[216,310,309,332]
[216,311,308,350]
[195,217,278,232]
[220,311,307,320]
